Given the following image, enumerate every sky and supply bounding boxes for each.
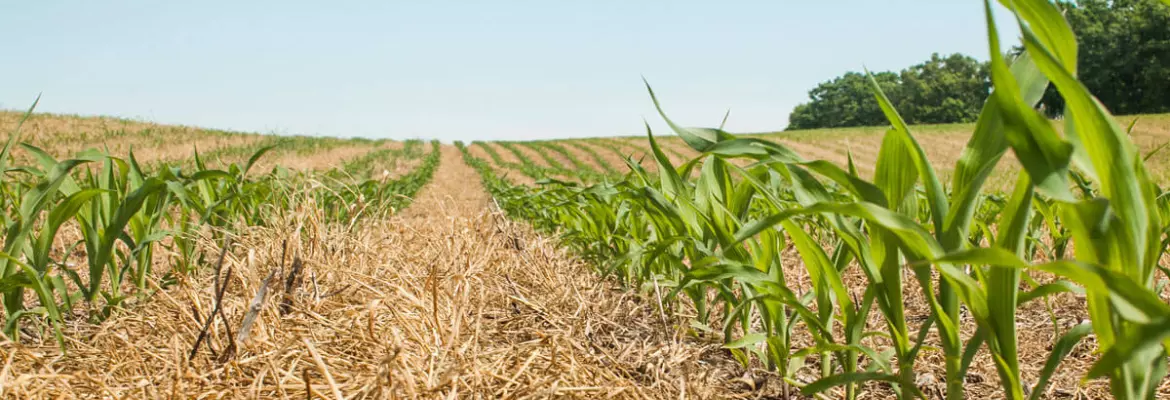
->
[1,1,1021,142]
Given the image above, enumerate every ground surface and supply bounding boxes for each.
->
[2,146,771,399]
[5,111,1170,398]
[476,114,1170,189]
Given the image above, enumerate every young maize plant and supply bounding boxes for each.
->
[465,2,1170,399]
[0,114,439,348]
[528,141,612,182]
[564,140,621,176]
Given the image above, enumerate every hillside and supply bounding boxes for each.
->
[472,113,1170,189]
[3,107,1170,398]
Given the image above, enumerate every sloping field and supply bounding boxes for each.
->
[6,107,1170,399]
[478,113,1170,191]
[458,113,1170,398]
[6,145,763,398]
[0,112,771,399]
[0,111,441,177]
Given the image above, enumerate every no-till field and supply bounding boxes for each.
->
[3,111,1170,399]
[473,113,1170,189]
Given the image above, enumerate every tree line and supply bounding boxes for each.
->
[786,0,1169,130]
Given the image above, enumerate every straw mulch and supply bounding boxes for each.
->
[7,145,1163,399]
[1,147,774,399]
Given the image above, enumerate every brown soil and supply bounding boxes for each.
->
[816,136,883,164]
[483,142,524,167]
[594,139,658,171]
[526,143,573,170]
[603,138,680,172]
[560,141,619,174]
[511,144,553,169]
[473,143,541,185]
[468,145,534,185]
[780,139,876,174]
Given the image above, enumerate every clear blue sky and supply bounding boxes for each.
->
[1,1,1020,142]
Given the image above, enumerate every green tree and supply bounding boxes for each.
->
[786,53,989,130]
[786,71,901,129]
[1037,0,1170,116]
[895,53,989,124]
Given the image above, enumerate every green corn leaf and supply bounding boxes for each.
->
[17,158,92,220]
[932,248,1170,321]
[644,79,734,152]
[31,188,107,270]
[1028,323,1091,400]
[846,148,858,178]
[644,123,686,201]
[996,0,1077,71]
[0,251,64,348]
[784,220,853,311]
[959,327,987,381]
[866,70,947,233]
[0,95,41,175]
[0,273,33,293]
[8,94,40,137]
[1016,7,1155,281]
[243,145,277,176]
[942,50,1048,248]
[86,178,169,302]
[983,0,1073,200]
[802,372,924,398]
[872,128,920,212]
[704,138,803,163]
[724,333,767,349]
[1086,318,1170,380]
[985,173,1034,393]
[1017,280,1082,306]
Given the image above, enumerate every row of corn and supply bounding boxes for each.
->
[0,116,439,349]
[463,2,1170,399]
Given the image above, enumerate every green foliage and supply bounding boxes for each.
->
[565,141,619,175]
[791,1,1170,128]
[788,54,989,129]
[336,139,424,179]
[470,3,1170,399]
[486,141,614,183]
[535,141,593,173]
[521,142,568,170]
[898,53,992,124]
[1033,0,1170,116]
[472,141,507,166]
[0,119,439,348]
[788,71,904,129]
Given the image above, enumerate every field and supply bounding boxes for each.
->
[0,110,772,398]
[4,104,1170,398]
[470,113,1170,188]
[5,6,1170,398]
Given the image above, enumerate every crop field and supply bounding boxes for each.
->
[472,113,1170,190]
[5,4,1170,400]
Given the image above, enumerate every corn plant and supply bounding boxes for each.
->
[565,140,620,175]
[0,113,439,348]
[467,2,1170,398]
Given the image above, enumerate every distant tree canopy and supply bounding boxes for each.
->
[1035,0,1170,116]
[787,0,1170,130]
[786,53,989,130]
